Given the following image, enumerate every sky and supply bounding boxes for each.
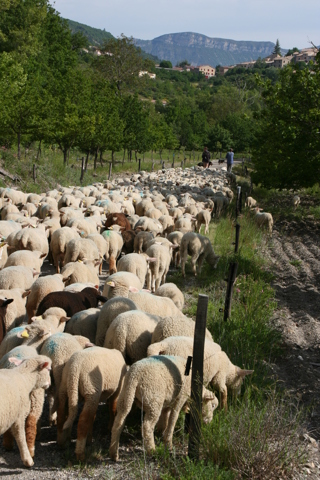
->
[52,0,320,49]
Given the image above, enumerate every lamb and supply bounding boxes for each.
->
[50,227,80,273]
[0,346,46,459]
[102,271,143,299]
[109,355,218,460]
[245,196,257,208]
[117,253,156,286]
[14,226,49,258]
[0,355,51,467]
[254,208,273,234]
[36,287,107,317]
[145,244,171,292]
[63,238,100,267]
[61,261,100,287]
[95,296,138,346]
[196,209,212,235]
[0,288,27,331]
[23,274,64,322]
[151,315,213,344]
[180,232,219,276]
[133,231,155,254]
[30,307,69,333]
[104,310,160,364]
[154,283,184,310]
[65,308,100,343]
[101,229,124,274]
[4,250,46,271]
[134,216,163,235]
[214,195,229,218]
[0,266,39,290]
[128,291,186,319]
[120,229,136,255]
[86,233,108,274]
[293,195,300,209]
[174,216,195,233]
[40,332,91,425]
[167,231,183,267]
[57,347,127,461]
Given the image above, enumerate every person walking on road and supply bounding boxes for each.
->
[202,146,210,169]
[226,148,234,172]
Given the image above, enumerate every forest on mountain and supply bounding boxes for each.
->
[0,0,319,189]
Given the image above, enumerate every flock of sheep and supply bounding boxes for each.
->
[0,164,268,468]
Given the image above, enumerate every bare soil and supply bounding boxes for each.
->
[2,214,320,478]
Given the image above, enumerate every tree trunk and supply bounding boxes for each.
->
[17,131,21,160]
[123,149,126,164]
[135,150,138,162]
[112,150,115,166]
[63,147,68,165]
[37,140,42,160]
[94,148,98,170]
[85,151,89,171]
[100,150,103,166]
[159,149,162,160]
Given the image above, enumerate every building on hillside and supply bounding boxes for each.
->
[218,66,232,75]
[236,61,256,69]
[195,65,216,78]
[273,55,293,68]
[139,71,156,79]
[293,48,317,64]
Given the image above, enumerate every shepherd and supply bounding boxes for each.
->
[202,146,210,169]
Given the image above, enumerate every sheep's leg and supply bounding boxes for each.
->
[57,390,69,446]
[146,269,152,291]
[25,414,37,458]
[176,251,181,267]
[220,387,228,411]
[108,393,119,431]
[3,429,14,451]
[142,406,162,454]
[11,418,34,467]
[191,254,198,276]
[109,255,117,275]
[48,389,57,425]
[76,400,98,461]
[181,248,188,276]
[162,397,186,450]
[196,253,205,275]
[156,408,170,434]
[205,222,209,235]
[109,409,130,461]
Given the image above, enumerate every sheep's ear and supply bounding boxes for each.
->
[8,357,23,366]
[128,286,139,293]
[85,342,94,348]
[94,284,99,290]
[146,257,157,263]
[96,295,108,303]
[32,271,40,277]
[202,389,216,401]
[31,315,42,323]
[20,329,29,338]
[237,368,254,378]
[141,288,151,293]
[106,281,115,288]
[22,290,31,298]
[60,316,70,323]
[39,361,50,370]
[40,253,47,258]
[39,328,51,338]
[62,275,71,284]
[0,298,14,307]
[171,244,179,249]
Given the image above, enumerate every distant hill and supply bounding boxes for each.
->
[134,32,286,67]
[67,19,114,46]
[66,19,159,62]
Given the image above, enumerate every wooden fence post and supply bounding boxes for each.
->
[188,294,208,460]
[224,262,238,321]
[33,164,37,183]
[138,158,141,171]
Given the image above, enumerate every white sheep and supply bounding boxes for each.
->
[128,291,186,319]
[24,274,64,322]
[95,296,138,346]
[50,227,80,273]
[0,354,51,467]
[145,243,171,292]
[104,310,160,364]
[102,271,143,299]
[154,283,184,310]
[117,253,156,286]
[293,195,300,209]
[101,229,124,274]
[0,266,39,290]
[65,308,100,343]
[245,196,257,208]
[63,237,100,267]
[0,288,27,331]
[133,231,155,254]
[57,346,127,461]
[196,209,212,234]
[61,261,100,287]
[254,208,273,234]
[180,232,219,276]
[109,355,218,459]
[151,315,213,344]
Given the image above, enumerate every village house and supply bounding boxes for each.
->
[218,66,232,75]
[273,55,293,68]
[195,65,216,78]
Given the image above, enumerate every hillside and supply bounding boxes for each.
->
[67,19,114,46]
[134,32,285,66]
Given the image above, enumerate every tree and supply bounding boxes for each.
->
[252,53,320,189]
[286,47,299,56]
[160,60,172,69]
[177,60,190,68]
[272,39,281,56]
[96,35,144,94]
